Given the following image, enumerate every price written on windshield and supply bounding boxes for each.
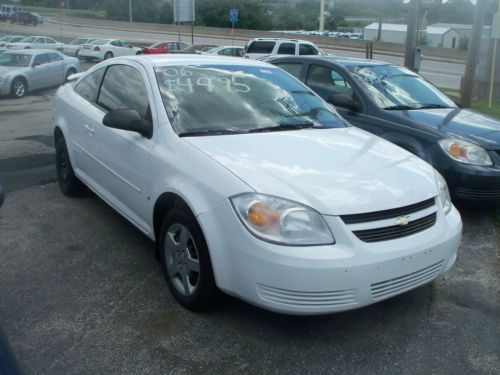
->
[160,67,251,93]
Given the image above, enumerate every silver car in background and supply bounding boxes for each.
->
[0,49,80,98]
[63,37,96,57]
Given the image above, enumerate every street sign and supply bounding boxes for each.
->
[229,8,239,23]
[174,0,195,23]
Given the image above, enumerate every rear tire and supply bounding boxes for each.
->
[104,51,113,60]
[65,68,77,82]
[55,136,85,197]
[159,208,218,311]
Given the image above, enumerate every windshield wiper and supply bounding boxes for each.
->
[383,105,416,110]
[416,104,453,109]
[178,129,243,137]
[248,123,314,133]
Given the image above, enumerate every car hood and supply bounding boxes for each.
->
[185,128,438,215]
[388,108,500,149]
[8,43,29,47]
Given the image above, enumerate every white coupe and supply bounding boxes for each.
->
[77,39,142,61]
[52,55,462,315]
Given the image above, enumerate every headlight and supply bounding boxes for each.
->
[434,171,452,215]
[231,193,334,246]
[438,139,492,166]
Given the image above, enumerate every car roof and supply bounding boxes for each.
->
[267,55,391,67]
[122,54,273,68]
[250,38,317,45]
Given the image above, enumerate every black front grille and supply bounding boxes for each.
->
[455,187,500,200]
[353,213,437,243]
[340,198,435,224]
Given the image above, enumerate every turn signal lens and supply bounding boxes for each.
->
[439,139,492,166]
[247,202,280,228]
[231,193,334,246]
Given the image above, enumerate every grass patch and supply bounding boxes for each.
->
[439,88,500,120]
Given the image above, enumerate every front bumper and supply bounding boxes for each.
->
[437,151,500,201]
[198,199,461,315]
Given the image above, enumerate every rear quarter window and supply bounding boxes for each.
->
[74,68,105,104]
[247,41,275,54]
[275,63,303,79]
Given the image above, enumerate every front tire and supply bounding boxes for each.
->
[55,136,85,197]
[11,78,27,98]
[104,51,113,60]
[159,208,218,311]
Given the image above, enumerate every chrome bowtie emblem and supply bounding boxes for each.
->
[395,216,410,226]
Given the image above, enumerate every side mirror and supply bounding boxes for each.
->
[327,93,361,112]
[103,109,152,139]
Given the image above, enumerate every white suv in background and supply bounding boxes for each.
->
[244,38,325,59]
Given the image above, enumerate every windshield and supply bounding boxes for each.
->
[0,53,31,67]
[20,37,36,43]
[150,42,163,48]
[90,39,109,46]
[155,64,347,135]
[348,65,456,110]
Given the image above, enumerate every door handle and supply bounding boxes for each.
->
[84,124,95,135]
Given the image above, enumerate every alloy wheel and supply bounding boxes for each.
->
[164,223,200,297]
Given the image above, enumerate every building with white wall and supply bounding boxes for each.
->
[363,23,461,48]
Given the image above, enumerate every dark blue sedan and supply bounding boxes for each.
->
[268,55,500,202]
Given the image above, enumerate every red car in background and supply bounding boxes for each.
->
[142,41,190,54]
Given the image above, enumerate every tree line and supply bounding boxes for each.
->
[20,0,500,30]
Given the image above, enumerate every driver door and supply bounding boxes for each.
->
[304,63,382,136]
[85,62,156,232]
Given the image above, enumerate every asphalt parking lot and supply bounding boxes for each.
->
[0,79,499,374]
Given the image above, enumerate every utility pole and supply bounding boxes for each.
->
[319,0,325,32]
[460,0,488,107]
[404,0,420,71]
[128,0,132,23]
[377,0,384,41]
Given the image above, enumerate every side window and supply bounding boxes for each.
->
[246,41,275,54]
[35,38,45,44]
[299,44,319,56]
[121,41,131,48]
[277,43,296,55]
[110,40,121,47]
[47,52,62,62]
[166,43,177,51]
[306,65,353,101]
[33,53,50,66]
[275,63,303,79]
[74,68,105,103]
[219,48,231,56]
[235,48,244,57]
[45,38,56,44]
[97,65,150,119]
[178,43,189,50]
